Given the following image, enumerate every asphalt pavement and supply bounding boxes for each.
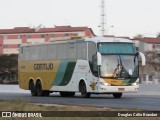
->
[0,84,159,110]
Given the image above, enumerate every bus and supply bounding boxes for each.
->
[18,37,145,98]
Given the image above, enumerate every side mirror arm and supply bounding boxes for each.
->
[139,52,146,66]
[97,52,102,66]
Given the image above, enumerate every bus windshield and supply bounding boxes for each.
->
[98,43,136,54]
[100,55,138,78]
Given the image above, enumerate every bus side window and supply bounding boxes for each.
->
[25,46,30,61]
[30,46,38,60]
[88,42,98,77]
[48,44,57,60]
[57,44,67,60]
[76,42,87,60]
[67,43,77,60]
[38,45,47,60]
[92,54,98,72]
[21,47,23,54]
[19,47,23,60]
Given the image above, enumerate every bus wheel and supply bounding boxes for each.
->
[60,92,75,97]
[113,93,122,98]
[80,82,91,98]
[36,81,43,96]
[29,81,37,96]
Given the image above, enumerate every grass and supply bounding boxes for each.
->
[0,100,159,120]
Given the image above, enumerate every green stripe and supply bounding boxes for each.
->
[59,61,76,86]
[122,79,130,84]
[52,60,68,86]
[52,60,76,86]
[128,78,137,83]
[122,78,137,84]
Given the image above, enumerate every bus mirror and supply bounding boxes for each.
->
[97,52,102,66]
[139,52,146,66]
[136,51,139,56]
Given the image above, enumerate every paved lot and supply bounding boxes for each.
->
[0,84,160,110]
[1,84,160,95]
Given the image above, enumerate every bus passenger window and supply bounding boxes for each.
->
[92,54,98,72]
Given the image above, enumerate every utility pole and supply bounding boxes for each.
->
[100,0,106,37]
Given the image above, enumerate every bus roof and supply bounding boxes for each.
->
[20,37,133,47]
[85,37,133,43]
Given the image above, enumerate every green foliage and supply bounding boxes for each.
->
[145,51,160,71]
[0,54,18,84]
[0,54,18,71]
[133,34,144,39]
[156,32,160,38]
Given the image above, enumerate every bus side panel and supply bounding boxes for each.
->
[18,60,61,90]
[18,61,29,90]
[51,60,98,92]
[41,60,60,90]
[51,60,76,88]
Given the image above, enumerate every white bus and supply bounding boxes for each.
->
[18,37,145,98]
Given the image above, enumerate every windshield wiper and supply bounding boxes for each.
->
[112,55,131,78]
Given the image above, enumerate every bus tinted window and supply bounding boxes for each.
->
[77,42,87,60]
[24,46,30,61]
[48,44,57,60]
[67,43,77,60]
[38,45,47,60]
[57,44,66,60]
[98,43,136,54]
[88,42,98,76]
[30,46,38,60]
[19,47,25,60]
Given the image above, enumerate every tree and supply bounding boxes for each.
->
[145,51,160,71]
[156,32,160,38]
[133,34,144,39]
[0,54,18,84]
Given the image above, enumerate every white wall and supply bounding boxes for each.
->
[139,41,154,53]
[3,48,19,54]
[4,39,22,44]
[27,38,45,44]
[144,43,153,52]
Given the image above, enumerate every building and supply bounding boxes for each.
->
[132,37,160,84]
[132,37,160,53]
[0,26,95,54]
[103,35,130,39]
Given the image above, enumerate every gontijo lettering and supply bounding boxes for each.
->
[34,63,53,70]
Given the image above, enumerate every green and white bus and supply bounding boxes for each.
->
[18,37,145,98]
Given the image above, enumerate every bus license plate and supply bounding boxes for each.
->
[118,88,125,91]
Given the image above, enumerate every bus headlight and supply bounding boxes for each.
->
[100,82,111,86]
[132,82,139,86]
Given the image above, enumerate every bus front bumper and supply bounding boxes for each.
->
[98,85,139,93]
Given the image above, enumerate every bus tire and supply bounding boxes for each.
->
[60,92,75,97]
[29,81,37,96]
[113,93,122,98]
[80,82,91,98]
[36,81,43,96]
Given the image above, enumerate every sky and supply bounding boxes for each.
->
[0,0,160,38]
